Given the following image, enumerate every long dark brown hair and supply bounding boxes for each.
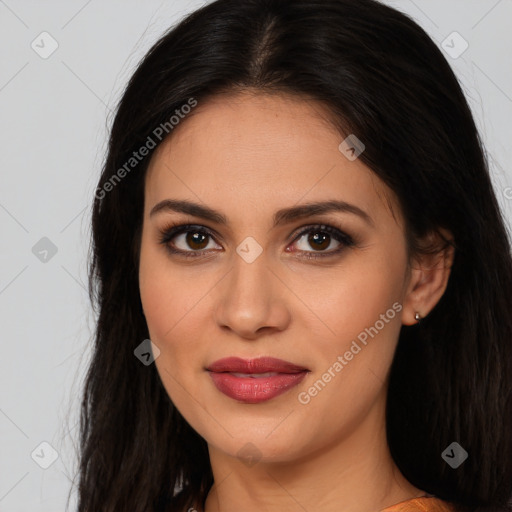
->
[73,0,512,510]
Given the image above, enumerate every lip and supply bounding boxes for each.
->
[206,357,309,404]
[206,356,309,374]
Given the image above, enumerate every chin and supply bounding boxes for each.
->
[204,424,312,464]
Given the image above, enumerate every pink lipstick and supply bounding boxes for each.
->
[206,356,309,403]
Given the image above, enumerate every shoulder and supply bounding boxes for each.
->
[380,496,458,512]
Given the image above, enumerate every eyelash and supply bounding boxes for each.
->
[158,222,356,261]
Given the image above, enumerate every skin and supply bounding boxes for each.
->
[138,90,454,512]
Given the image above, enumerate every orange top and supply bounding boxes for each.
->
[381,496,457,511]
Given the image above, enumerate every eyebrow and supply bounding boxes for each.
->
[149,198,374,228]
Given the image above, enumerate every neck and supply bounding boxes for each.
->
[200,394,425,512]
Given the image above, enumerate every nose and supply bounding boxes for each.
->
[213,252,291,340]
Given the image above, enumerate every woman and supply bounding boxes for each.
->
[75,0,512,511]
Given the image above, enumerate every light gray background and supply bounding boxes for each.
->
[0,1,511,511]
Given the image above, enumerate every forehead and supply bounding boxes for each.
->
[144,91,401,227]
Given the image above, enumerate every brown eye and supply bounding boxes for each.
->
[159,223,355,260]
[289,224,354,259]
[167,229,220,252]
[161,226,220,255]
[182,231,210,251]
[303,231,333,251]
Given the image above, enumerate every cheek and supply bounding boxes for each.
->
[139,233,185,330]
[140,232,408,352]
[139,240,182,349]
[140,270,201,355]
[293,251,408,417]
[291,245,407,348]
[139,257,208,414]
[138,242,213,372]
[292,259,406,429]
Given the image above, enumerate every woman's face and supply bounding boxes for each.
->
[139,91,417,464]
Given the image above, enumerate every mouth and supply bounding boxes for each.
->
[206,356,310,404]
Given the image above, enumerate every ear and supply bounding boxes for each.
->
[402,228,455,326]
